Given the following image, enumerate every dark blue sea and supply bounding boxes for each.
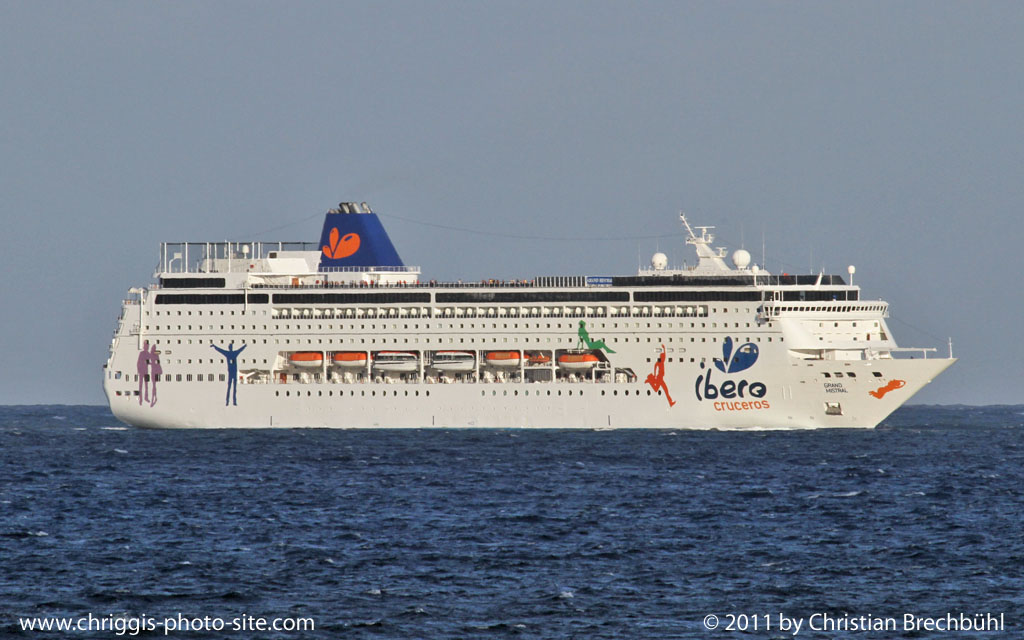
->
[2,406,1022,639]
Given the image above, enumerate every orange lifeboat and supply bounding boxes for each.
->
[557,352,599,370]
[289,352,324,368]
[332,352,369,368]
[485,351,521,367]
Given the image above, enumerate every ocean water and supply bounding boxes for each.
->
[1,405,1022,639]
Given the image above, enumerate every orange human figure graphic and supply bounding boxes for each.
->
[645,344,675,407]
[869,379,906,399]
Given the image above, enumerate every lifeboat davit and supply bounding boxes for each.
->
[485,351,521,367]
[526,351,551,365]
[431,350,476,372]
[557,352,599,370]
[289,352,324,368]
[372,351,419,372]
[332,352,369,368]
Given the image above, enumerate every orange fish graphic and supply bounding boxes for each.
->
[322,228,360,259]
[869,379,906,399]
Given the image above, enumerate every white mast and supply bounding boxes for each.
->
[680,212,731,272]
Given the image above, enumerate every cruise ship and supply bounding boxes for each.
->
[103,203,954,429]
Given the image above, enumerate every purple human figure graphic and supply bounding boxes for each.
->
[136,340,151,405]
[211,342,247,406]
[149,344,162,407]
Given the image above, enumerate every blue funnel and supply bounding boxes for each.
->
[316,203,404,269]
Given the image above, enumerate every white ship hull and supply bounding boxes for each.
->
[105,341,953,429]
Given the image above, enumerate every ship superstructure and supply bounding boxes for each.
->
[103,203,954,429]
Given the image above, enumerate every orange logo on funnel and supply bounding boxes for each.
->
[322,228,360,259]
[869,379,906,399]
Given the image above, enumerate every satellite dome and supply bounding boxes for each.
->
[651,252,668,270]
[732,249,751,269]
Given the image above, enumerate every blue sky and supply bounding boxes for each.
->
[2,1,1021,405]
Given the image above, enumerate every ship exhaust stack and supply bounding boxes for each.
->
[317,202,404,270]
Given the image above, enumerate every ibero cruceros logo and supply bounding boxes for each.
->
[695,337,769,411]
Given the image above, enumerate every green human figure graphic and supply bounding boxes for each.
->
[577,320,615,354]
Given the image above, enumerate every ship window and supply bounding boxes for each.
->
[872,371,883,377]
[847,372,856,378]
[823,372,831,378]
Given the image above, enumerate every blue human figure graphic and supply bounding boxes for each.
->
[211,342,247,406]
